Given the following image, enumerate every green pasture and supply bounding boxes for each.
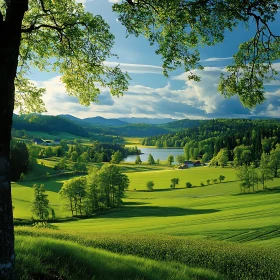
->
[12,165,280,247]
[127,166,237,190]
[13,163,280,279]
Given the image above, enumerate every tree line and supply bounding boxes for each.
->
[31,164,129,221]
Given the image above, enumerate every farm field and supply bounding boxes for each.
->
[13,164,280,245]
[12,161,280,279]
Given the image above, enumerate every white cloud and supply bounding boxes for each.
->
[172,66,227,113]
[108,0,120,3]
[200,57,233,62]
[104,61,163,74]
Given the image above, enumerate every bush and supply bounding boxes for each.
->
[200,181,204,187]
[186,182,192,188]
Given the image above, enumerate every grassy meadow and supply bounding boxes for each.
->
[12,154,280,279]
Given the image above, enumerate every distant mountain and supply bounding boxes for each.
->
[83,116,128,126]
[59,114,87,125]
[118,117,178,124]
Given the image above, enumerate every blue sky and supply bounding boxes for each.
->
[27,0,280,119]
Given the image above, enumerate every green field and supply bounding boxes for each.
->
[13,162,280,279]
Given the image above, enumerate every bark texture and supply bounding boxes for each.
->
[0,1,28,279]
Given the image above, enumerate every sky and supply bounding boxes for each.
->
[26,0,280,120]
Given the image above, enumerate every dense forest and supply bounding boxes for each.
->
[143,119,280,162]
[13,115,89,137]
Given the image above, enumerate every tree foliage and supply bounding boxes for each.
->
[146,180,154,191]
[31,184,50,221]
[115,0,280,107]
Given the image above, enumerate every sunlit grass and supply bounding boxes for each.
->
[16,235,223,280]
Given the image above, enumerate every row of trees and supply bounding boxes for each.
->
[236,153,276,193]
[30,164,129,221]
[59,165,129,216]
[143,119,280,165]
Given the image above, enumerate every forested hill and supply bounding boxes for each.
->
[160,119,203,131]
[12,115,89,137]
[142,119,280,161]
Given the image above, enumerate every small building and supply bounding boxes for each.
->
[178,160,194,169]
[33,138,44,145]
[184,160,194,167]
[54,139,61,145]
[43,140,53,146]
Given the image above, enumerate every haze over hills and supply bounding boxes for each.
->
[118,117,178,125]
[59,115,177,126]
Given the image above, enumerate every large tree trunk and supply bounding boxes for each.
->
[0,1,28,279]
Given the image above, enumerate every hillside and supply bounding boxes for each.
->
[13,114,89,137]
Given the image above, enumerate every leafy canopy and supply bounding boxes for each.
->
[114,0,280,108]
[0,0,129,113]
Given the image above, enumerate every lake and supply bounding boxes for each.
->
[124,147,184,163]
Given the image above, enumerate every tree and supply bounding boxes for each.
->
[2,0,280,277]
[31,184,50,221]
[167,155,174,166]
[98,164,129,208]
[186,182,192,188]
[10,142,29,181]
[59,177,87,216]
[176,155,185,165]
[217,149,228,168]
[111,150,123,164]
[269,145,280,177]
[206,179,211,185]
[219,175,225,183]
[236,165,252,193]
[258,153,274,190]
[54,157,68,172]
[170,178,180,189]
[115,1,280,108]
[146,180,154,191]
[148,154,155,164]
[135,155,142,164]
[0,1,129,274]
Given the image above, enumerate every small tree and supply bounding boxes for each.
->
[167,155,174,166]
[19,173,26,182]
[146,180,154,191]
[258,153,274,190]
[170,178,180,188]
[176,155,185,165]
[213,178,218,184]
[148,154,155,164]
[31,184,50,221]
[111,150,123,164]
[186,182,192,188]
[200,181,204,186]
[219,175,225,183]
[206,179,211,185]
[135,155,142,164]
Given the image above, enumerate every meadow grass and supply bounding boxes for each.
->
[13,164,280,279]
[16,228,280,280]
[15,235,224,280]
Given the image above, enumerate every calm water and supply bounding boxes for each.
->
[124,147,184,163]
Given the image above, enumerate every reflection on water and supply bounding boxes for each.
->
[124,148,184,163]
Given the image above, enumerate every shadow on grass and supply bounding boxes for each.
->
[120,165,169,173]
[232,186,280,196]
[122,201,150,206]
[102,206,220,218]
